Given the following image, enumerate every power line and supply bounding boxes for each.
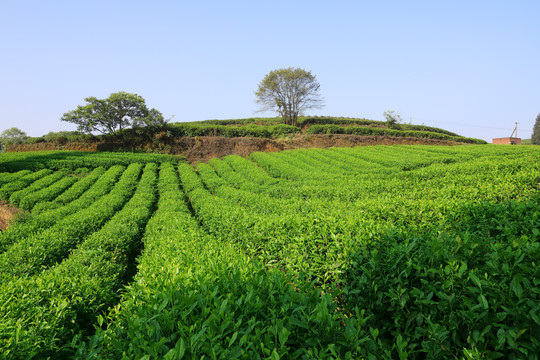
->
[410,117,533,134]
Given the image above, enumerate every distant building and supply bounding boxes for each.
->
[492,137,521,145]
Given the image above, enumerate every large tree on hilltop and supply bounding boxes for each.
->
[532,113,540,145]
[61,91,166,138]
[255,67,324,126]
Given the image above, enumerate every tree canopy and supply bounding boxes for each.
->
[255,67,323,126]
[383,110,402,129]
[0,127,28,152]
[532,113,540,145]
[61,92,166,137]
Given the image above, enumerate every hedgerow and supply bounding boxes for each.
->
[168,123,300,138]
[305,124,487,144]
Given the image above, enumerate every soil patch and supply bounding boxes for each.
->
[0,201,25,231]
[7,134,460,163]
[169,134,459,162]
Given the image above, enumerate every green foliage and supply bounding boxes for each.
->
[9,171,68,207]
[532,113,540,145]
[0,163,158,358]
[168,123,300,138]
[0,127,28,152]
[0,170,31,188]
[305,124,487,143]
[0,145,538,358]
[179,117,460,137]
[299,117,384,127]
[0,150,183,172]
[188,117,284,125]
[346,208,540,358]
[42,131,97,143]
[383,110,402,129]
[20,131,96,145]
[255,68,324,126]
[0,163,142,279]
[60,91,166,137]
[76,163,375,359]
[0,166,121,253]
[400,124,459,136]
[0,169,52,200]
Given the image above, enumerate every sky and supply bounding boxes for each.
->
[1,0,538,142]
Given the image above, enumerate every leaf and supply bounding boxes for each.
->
[229,331,238,347]
[270,348,280,360]
[479,294,489,310]
[158,298,169,312]
[219,299,228,315]
[510,274,523,299]
[370,327,379,340]
[278,327,290,347]
[457,262,468,278]
[469,273,482,288]
[175,338,186,359]
[191,327,207,349]
[514,328,527,340]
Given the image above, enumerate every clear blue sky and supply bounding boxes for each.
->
[1,0,538,141]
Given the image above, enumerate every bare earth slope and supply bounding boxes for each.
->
[8,134,460,163]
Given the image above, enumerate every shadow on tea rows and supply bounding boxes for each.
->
[343,198,540,359]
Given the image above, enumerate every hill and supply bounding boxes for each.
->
[6,117,486,162]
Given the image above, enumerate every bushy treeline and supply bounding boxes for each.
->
[306,124,486,144]
[23,131,98,144]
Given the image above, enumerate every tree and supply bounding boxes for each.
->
[383,110,402,129]
[61,91,166,138]
[0,127,28,152]
[532,113,540,145]
[255,67,323,126]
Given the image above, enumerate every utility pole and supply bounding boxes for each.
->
[510,122,518,138]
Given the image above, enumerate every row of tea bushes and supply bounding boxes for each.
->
[0,151,182,172]
[0,166,122,253]
[0,169,52,200]
[305,124,486,144]
[0,163,143,279]
[75,163,382,359]
[32,167,106,213]
[0,163,158,359]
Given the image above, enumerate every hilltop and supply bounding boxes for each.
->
[6,116,486,162]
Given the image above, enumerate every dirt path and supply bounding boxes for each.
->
[0,201,24,231]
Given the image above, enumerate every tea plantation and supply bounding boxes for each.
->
[0,146,538,359]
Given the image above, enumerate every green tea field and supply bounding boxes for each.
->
[0,145,538,359]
